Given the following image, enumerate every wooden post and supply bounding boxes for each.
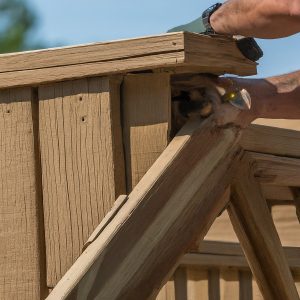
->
[228,153,299,300]
[47,118,242,300]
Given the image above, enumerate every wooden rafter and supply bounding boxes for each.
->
[47,118,242,300]
[228,153,299,300]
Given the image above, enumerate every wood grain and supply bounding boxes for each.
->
[122,73,171,191]
[229,153,299,300]
[0,88,47,299]
[39,76,126,287]
[241,124,300,158]
[47,118,242,300]
[251,152,300,186]
[0,33,257,89]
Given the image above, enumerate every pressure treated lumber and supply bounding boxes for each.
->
[250,152,300,186]
[181,241,300,271]
[228,153,299,300]
[0,88,47,299]
[122,73,171,191]
[47,117,242,300]
[241,124,300,158]
[0,32,256,89]
[39,76,126,287]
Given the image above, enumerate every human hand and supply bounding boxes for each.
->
[176,75,258,128]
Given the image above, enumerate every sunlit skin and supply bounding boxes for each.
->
[206,0,300,127]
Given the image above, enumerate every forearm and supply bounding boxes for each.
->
[234,71,300,119]
[210,0,300,38]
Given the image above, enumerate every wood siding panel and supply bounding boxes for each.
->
[122,73,171,190]
[0,88,46,299]
[39,77,126,286]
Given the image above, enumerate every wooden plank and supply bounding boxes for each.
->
[262,185,294,201]
[220,270,239,300]
[0,33,256,89]
[0,88,47,299]
[184,33,257,75]
[122,73,171,190]
[228,153,299,300]
[0,33,184,73]
[39,76,126,287]
[186,268,209,300]
[239,271,253,300]
[241,124,300,158]
[182,241,300,271]
[47,117,242,300]
[250,152,300,186]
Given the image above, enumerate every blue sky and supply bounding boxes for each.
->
[28,0,300,78]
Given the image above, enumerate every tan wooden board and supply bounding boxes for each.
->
[0,88,47,299]
[241,124,300,158]
[251,152,300,187]
[122,73,171,191]
[0,32,256,89]
[39,77,126,287]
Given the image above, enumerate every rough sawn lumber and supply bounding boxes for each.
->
[47,117,242,300]
[0,32,256,89]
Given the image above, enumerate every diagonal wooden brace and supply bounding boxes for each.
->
[47,117,242,300]
[228,152,299,300]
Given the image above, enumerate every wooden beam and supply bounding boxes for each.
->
[250,152,300,186]
[181,241,300,271]
[47,117,242,300]
[241,124,300,158]
[0,33,256,89]
[39,76,126,287]
[228,153,299,300]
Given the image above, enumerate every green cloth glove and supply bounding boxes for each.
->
[167,17,206,33]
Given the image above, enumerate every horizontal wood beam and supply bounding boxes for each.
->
[241,124,300,158]
[0,33,256,89]
[47,118,242,300]
[180,241,300,271]
[250,152,300,186]
[228,153,299,300]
